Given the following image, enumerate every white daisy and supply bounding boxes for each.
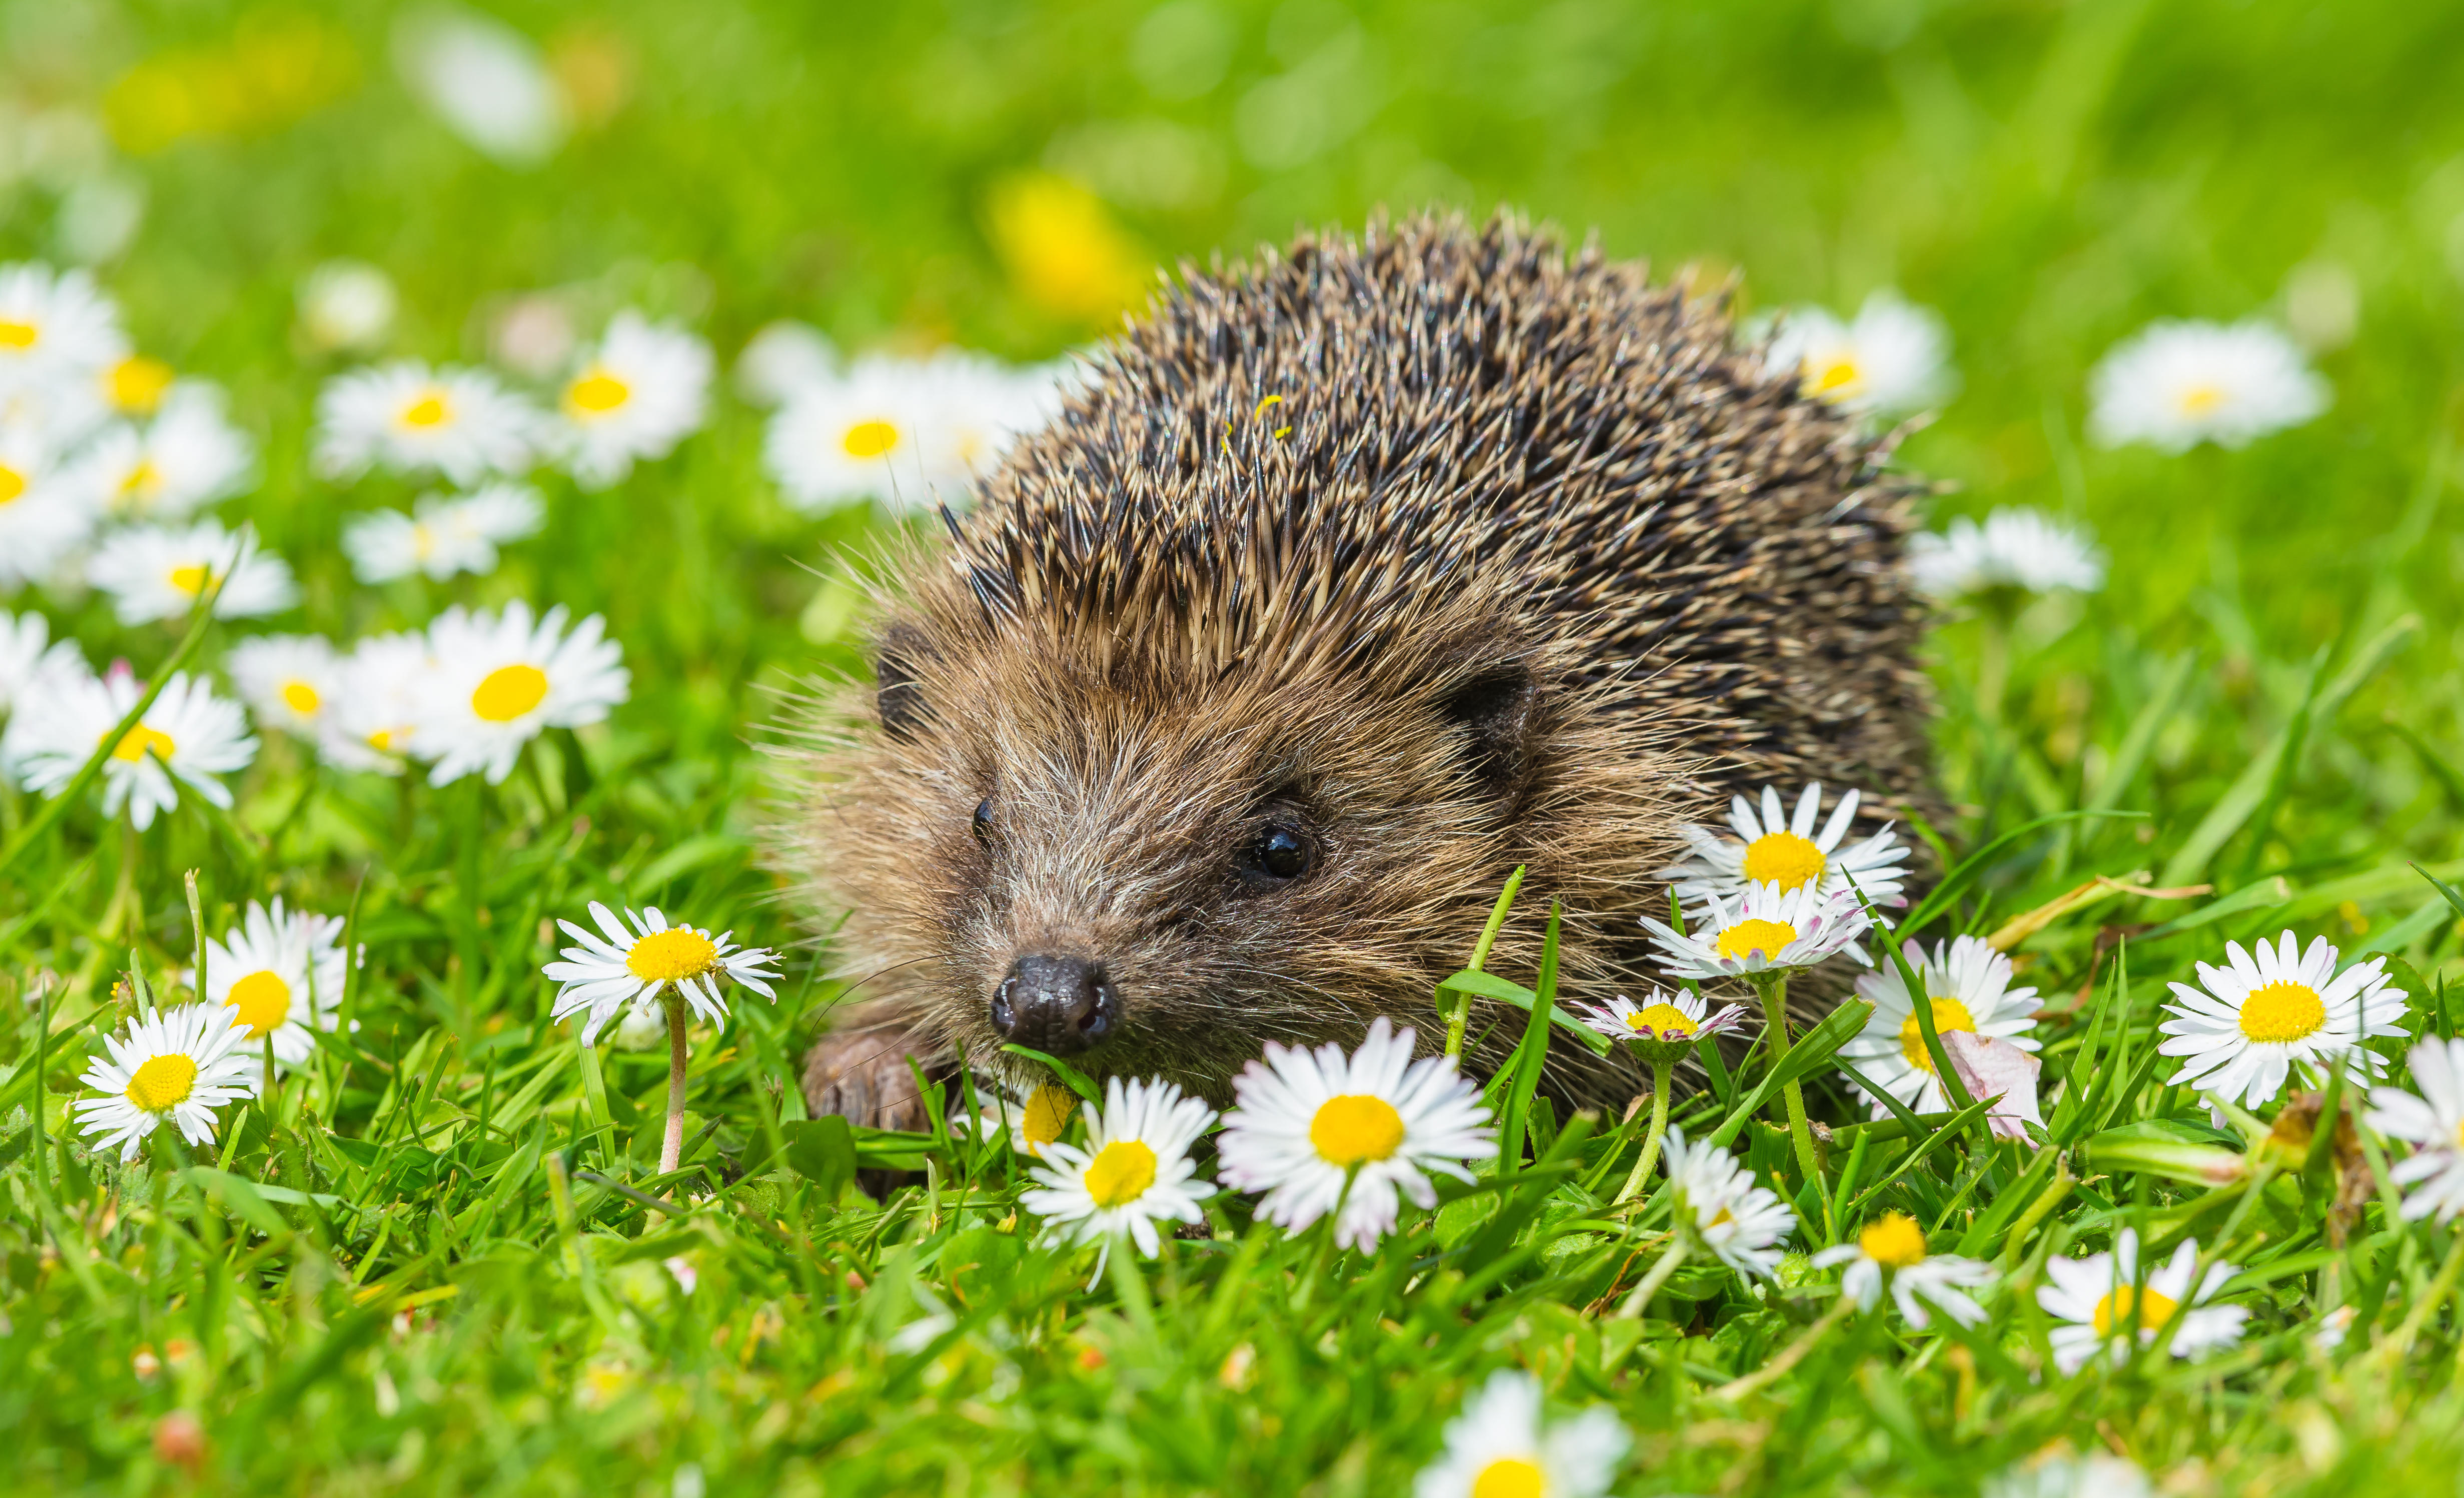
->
[10,665,256,830]
[1840,934,2042,1117]
[1907,508,2106,599]
[86,520,297,623]
[326,629,438,771]
[410,601,628,785]
[0,419,100,589]
[313,361,539,484]
[66,385,255,519]
[763,351,1057,513]
[225,634,347,741]
[2037,1229,2245,1375]
[1810,1211,1994,1328]
[551,312,713,487]
[734,320,838,406]
[0,608,82,715]
[1660,1125,1794,1278]
[1640,880,1872,984]
[1022,1075,1216,1258]
[298,260,397,354]
[952,1076,1082,1160]
[1216,1017,1496,1251]
[2088,319,2327,452]
[74,1002,258,1162]
[1574,988,1751,1066]
[2157,931,2405,1115]
[540,902,781,1045]
[2364,1037,2464,1224]
[1983,1452,2155,1498]
[1411,1370,1629,1498]
[395,7,567,167]
[0,261,126,395]
[201,898,348,1070]
[342,484,543,583]
[1764,290,1955,417]
[1662,782,1912,917]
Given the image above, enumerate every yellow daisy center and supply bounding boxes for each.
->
[1807,356,1861,395]
[367,727,402,753]
[0,318,37,349]
[125,1053,199,1112]
[110,725,177,764]
[566,368,630,415]
[1859,1211,1928,1268]
[2177,383,2226,416]
[1898,998,1979,1074]
[624,927,719,984]
[1626,1001,1697,1036]
[169,563,209,595]
[281,679,322,714]
[1470,1457,1546,1498]
[2093,1285,2179,1338]
[121,459,163,502]
[1715,918,1798,962]
[470,663,549,722]
[1021,1083,1076,1151]
[2238,980,2326,1044]
[226,970,293,1037]
[841,419,902,459]
[1083,1139,1159,1208]
[1741,829,1827,891]
[0,464,24,505]
[401,392,451,428]
[410,523,438,560]
[1310,1093,1406,1167]
[111,355,175,414]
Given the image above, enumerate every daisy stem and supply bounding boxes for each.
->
[1616,1233,1689,1319]
[1753,973,1824,1189]
[1614,1058,1675,1206]
[659,989,690,1179]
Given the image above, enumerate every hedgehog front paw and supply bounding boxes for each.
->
[800,1027,939,1133]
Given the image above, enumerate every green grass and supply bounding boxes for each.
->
[8,1,2464,1492]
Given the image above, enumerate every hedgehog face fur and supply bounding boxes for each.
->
[774,214,1935,1126]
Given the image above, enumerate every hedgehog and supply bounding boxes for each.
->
[770,213,1935,1131]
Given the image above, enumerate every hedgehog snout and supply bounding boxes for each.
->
[989,954,1121,1056]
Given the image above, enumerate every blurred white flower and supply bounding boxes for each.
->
[1764,291,1955,417]
[87,520,297,624]
[0,608,82,715]
[329,630,438,771]
[1908,508,2105,598]
[2365,1037,2464,1224]
[102,354,176,418]
[412,601,628,785]
[393,6,568,167]
[552,312,713,487]
[734,320,837,406]
[763,351,1062,512]
[299,261,398,354]
[1984,1452,2155,1498]
[490,293,576,379]
[2089,319,2326,451]
[55,173,147,265]
[9,664,257,830]
[226,634,354,748]
[1662,1126,1794,1278]
[1412,1370,1629,1498]
[315,361,539,484]
[66,385,255,520]
[0,419,101,588]
[2038,1229,2244,1375]
[1810,1211,1995,1328]
[343,484,542,583]
[0,261,126,395]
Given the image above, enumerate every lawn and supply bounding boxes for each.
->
[4,1,2464,1493]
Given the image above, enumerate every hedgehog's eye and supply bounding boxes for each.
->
[1239,823,1312,884]
[972,799,994,845]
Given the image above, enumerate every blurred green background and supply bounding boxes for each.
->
[6,0,2461,864]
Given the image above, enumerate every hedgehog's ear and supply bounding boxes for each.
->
[1438,663,1539,798]
[874,628,929,743]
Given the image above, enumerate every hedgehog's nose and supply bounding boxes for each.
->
[991,955,1120,1055]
